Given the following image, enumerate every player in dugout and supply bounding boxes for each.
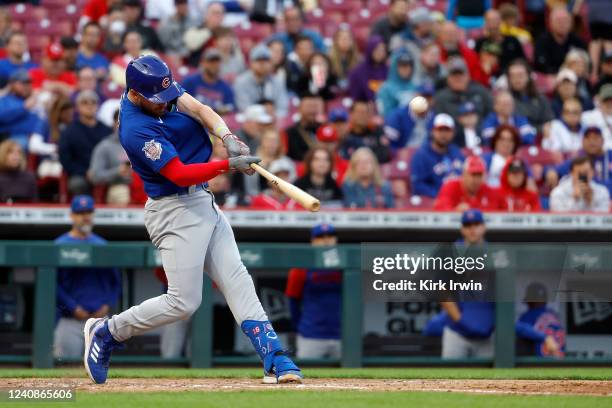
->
[422,209,496,358]
[285,223,342,359]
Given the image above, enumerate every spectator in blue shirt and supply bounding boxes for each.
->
[0,32,37,88]
[384,84,435,151]
[268,6,325,53]
[76,22,110,79]
[516,282,565,357]
[53,195,121,359]
[481,90,536,145]
[182,48,235,114]
[59,90,112,195]
[411,113,465,197]
[446,0,492,30]
[0,70,47,151]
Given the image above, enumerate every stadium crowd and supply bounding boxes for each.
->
[0,0,610,212]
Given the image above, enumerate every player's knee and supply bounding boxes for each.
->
[176,293,202,319]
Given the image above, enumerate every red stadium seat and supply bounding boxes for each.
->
[517,145,563,184]
[398,195,435,210]
[93,185,107,204]
[523,41,534,62]
[9,4,47,23]
[58,172,69,204]
[233,21,273,43]
[517,146,563,168]
[46,4,81,25]
[347,10,377,28]
[353,26,371,51]
[40,0,71,7]
[101,80,124,100]
[319,0,355,13]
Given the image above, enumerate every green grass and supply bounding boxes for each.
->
[2,367,612,380]
[2,368,611,407]
[4,391,612,408]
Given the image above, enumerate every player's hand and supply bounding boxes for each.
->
[73,306,90,320]
[229,155,261,175]
[92,304,110,318]
[544,335,562,357]
[222,133,250,157]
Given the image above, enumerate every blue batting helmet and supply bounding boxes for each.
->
[125,55,183,104]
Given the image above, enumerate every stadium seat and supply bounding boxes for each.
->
[58,172,69,204]
[517,146,563,168]
[93,185,107,204]
[101,79,123,99]
[523,41,534,62]
[319,0,355,13]
[9,4,47,23]
[40,0,71,7]
[347,10,376,28]
[400,195,435,210]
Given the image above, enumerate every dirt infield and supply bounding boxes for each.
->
[4,378,612,396]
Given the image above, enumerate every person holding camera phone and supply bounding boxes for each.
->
[550,156,610,212]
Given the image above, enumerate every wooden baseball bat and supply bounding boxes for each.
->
[250,163,321,212]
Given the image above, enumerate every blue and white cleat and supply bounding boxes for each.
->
[83,317,122,384]
[241,320,303,384]
[270,351,303,384]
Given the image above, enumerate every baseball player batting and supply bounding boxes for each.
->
[82,55,302,385]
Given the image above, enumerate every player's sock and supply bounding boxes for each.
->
[240,320,284,373]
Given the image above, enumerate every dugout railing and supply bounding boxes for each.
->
[0,241,605,369]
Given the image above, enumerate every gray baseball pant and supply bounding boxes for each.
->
[441,326,494,359]
[108,189,267,342]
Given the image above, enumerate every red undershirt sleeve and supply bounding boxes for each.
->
[159,157,229,187]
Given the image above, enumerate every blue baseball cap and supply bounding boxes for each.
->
[328,108,348,123]
[311,223,336,238]
[458,101,477,115]
[416,82,435,97]
[461,209,484,225]
[71,195,95,213]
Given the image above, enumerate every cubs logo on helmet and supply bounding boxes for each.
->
[126,55,184,104]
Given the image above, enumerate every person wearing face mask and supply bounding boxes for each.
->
[53,195,121,359]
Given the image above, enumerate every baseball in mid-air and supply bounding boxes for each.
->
[409,96,428,114]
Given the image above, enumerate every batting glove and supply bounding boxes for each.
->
[229,155,261,175]
[222,133,250,157]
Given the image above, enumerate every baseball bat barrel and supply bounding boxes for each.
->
[250,163,321,212]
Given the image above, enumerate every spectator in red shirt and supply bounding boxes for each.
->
[313,124,348,183]
[437,21,487,87]
[434,155,505,211]
[250,157,300,210]
[80,0,120,28]
[499,157,541,212]
[29,43,77,97]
